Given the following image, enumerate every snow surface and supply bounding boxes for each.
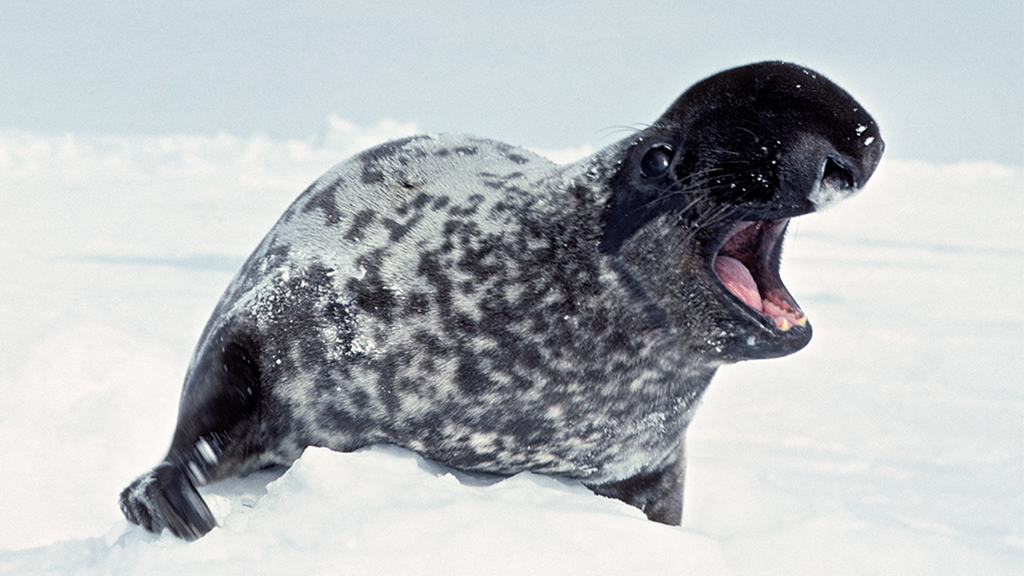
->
[0,122,1021,575]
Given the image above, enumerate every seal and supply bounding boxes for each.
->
[120,61,883,540]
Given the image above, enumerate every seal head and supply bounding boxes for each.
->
[603,61,882,360]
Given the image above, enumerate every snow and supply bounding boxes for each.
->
[0,122,1021,574]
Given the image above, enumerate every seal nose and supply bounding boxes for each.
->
[862,134,885,180]
[818,131,884,193]
[820,155,856,190]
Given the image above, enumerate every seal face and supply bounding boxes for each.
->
[120,61,883,540]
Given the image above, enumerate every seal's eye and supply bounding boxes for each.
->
[640,145,672,177]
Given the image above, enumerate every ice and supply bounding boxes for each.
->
[0,123,1020,574]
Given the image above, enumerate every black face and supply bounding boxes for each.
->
[602,61,884,362]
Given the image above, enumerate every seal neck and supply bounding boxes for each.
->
[555,136,636,206]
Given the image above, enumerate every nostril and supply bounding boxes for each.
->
[821,156,855,189]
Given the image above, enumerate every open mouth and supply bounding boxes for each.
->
[712,219,806,331]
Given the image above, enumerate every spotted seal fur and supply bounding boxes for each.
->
[120,61,883,539]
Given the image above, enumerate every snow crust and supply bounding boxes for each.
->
[0,122,1021,574]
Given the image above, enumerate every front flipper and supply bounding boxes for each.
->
[586,441,687,525]
[119,462,216,540]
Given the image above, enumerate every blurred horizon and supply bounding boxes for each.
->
[1,0,1021,166]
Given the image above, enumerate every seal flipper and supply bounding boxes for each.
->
[586,440,687,525]
[120,333,263,539]
[120,463,217,540]
[167,336,263,482]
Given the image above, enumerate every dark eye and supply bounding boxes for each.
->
[640,145,672,177]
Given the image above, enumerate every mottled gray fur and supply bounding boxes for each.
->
[211,135,703,479]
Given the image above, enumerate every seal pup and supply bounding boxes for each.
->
[120,61,883,540]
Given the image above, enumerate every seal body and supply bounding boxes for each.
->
[121,61,883,540]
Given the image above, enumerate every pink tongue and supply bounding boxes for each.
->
[714,256,763,311]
